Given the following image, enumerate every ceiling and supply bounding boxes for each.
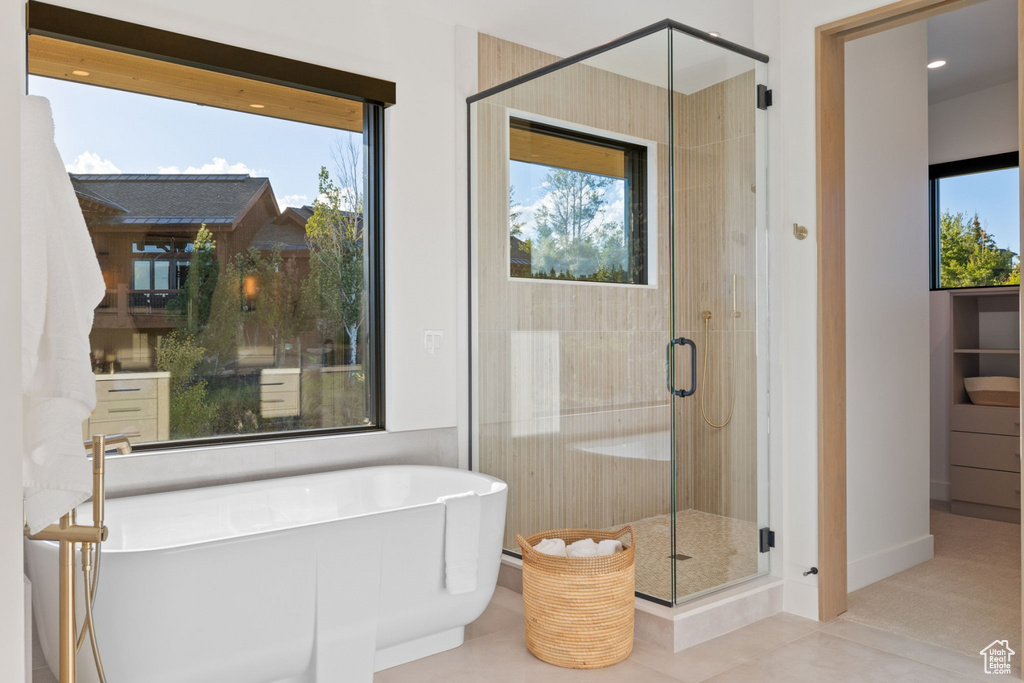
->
[927,0,1018,104]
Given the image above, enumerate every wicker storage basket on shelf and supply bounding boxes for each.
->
[515,525,635,669]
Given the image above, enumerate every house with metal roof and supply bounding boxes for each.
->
[71,173,283,368]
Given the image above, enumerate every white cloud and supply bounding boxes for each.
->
[514,178,625,240]
[157,157,259,176]
[278,194,309,208]
[65,151,121,174]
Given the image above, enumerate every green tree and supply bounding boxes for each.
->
[526,168,627,282]
[939,210,1018,288]
[197,261,243,373]
[167,225,218,334]
[156,331,214,439]
[303,161,365,366]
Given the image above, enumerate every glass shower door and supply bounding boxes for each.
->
[668,28,769,604]
[470,29,677,604]
[468,22,769,607]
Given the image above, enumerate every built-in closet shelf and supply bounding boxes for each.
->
[948,286,1021,524]
[954,349,1019,354]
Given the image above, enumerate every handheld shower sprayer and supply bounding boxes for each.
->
[700,275,739,429]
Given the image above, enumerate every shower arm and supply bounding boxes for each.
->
[25,434,131,683]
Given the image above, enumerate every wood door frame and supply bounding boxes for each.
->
[815,0,1024,621]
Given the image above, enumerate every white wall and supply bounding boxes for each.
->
[930,79,1020,165]
[0,0,24,678]
[844,23,933,593]
[771,0,945,619]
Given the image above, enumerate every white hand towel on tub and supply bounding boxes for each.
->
[533,538,567,557]
[437,491,481,595]
[21,96,106,534]
[598,539,623,556]
[567,538,599,558]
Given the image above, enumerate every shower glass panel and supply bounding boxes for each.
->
[668,28,769,602]
[469,22,768,605]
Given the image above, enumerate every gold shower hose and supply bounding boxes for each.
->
[700,301,738,429]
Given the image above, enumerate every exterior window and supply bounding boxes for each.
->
[27,13,388,448]
[508,118,649,284]
[931,153,1020,289]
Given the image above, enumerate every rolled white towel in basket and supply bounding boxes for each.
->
[567,538,599,558]
[533,538,567,557]
[598,539,623,556]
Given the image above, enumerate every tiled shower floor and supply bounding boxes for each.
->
[617,509,759,602]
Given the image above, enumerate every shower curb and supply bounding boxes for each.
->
[499,556,783,653]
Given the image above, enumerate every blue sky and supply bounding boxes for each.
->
[940,167,1020,255]
[509,160,625,237]
[28,75,355,208]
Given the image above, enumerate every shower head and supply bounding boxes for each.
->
[702,311,712,321]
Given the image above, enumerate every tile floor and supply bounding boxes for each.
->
[31,586,999,682]
[377,588,999,683]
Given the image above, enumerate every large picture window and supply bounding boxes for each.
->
[508,117,649,285]
[930,152,1020,290]
[27,3,389,448]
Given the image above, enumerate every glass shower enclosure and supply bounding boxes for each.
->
[468,21,769,605]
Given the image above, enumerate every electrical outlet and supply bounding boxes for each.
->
[424,330,444,354]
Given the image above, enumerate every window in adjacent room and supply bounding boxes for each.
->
[27,3,391,448]
[508,117,649,285]
[931,152,1020,290]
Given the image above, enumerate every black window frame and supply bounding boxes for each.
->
[508,117,650,285]
[930,151,1020,291]
[27,3,389,451]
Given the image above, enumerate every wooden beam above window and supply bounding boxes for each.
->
[29,35,364,133]
[509,126,626,178]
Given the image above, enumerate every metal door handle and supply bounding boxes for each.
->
[667,337,697,398]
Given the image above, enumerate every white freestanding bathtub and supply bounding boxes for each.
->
[25,465,508,683]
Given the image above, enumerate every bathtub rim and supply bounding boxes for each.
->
[26,465,507,555]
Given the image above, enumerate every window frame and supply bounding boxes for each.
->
[506,114,654,287]
[929,151,1020,291]
[27,3,389,452]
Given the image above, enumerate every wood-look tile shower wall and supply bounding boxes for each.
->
[474,35,758,554]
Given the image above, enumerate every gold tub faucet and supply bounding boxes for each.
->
[25,434,132,683]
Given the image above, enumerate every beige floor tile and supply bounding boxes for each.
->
[630,612,824,682]
[704,632,976,683]
[465,601,524,642]
[375,628,678,683]
[822,619,1012,682]
[487,586,525,615]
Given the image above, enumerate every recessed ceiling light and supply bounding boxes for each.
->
[249,103,266,109]
[71,69,90,76]
[927,59,947,69]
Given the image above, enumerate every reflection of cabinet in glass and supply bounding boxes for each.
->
[260,368,301,418]
[82,372,170,444]
[948,287,1021,523]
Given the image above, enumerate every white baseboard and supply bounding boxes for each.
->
[782,578,819,621]
[930,480,950,502]
[847,534,934,593]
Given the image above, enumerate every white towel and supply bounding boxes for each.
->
[533,538,567,557]
[567,538,599,558]
[21,96,106,534]
[437,491,481,595]
[598,539,623,556]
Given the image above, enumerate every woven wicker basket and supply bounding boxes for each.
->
[515,526,635,669]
